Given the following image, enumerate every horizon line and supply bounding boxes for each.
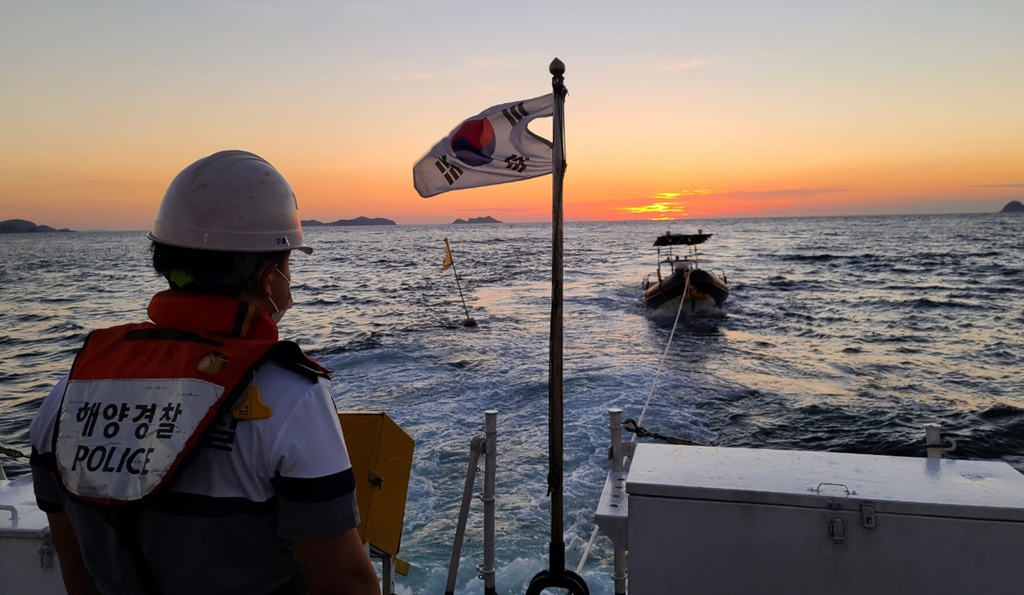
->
[5,209,1019,233]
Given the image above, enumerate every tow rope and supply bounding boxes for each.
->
[577,275,691,575]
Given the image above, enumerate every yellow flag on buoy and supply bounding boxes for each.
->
[442,242,454,270]
[441,238,476,327]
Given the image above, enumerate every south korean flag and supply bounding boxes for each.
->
[413,94,554,198]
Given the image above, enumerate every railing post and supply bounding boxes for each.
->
[925,425,944,459]
[445,411,499,595]
[609,409,627,595]
[609,409,625,472]
[480,410,498,595]
[445,437,484,595]
[381,555,395,595]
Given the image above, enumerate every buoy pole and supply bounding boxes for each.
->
[445,238,476,327]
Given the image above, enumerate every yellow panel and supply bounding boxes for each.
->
[337,412,382,541]
[365,414,415,555]
[338,411,414,556]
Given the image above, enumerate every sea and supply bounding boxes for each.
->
[1,213,1022,594]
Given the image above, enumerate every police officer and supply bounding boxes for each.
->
[30,150,380,595]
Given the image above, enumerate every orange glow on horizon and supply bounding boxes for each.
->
[2,4,1022,230]
[622,202,688,215]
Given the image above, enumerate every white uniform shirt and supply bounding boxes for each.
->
[31,362,359,595]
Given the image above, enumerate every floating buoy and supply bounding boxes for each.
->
[443,238,478,328]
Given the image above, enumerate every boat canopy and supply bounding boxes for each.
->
[653,232,712,247]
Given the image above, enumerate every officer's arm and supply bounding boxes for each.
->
[293,526,380,595]
[46,512,99,595]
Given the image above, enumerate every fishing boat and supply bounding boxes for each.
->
[642,230,729,310]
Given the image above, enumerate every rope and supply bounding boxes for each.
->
[577,273,692,574]
[635,270,689,433]
[576,525,600,575]
[623,419,702,446]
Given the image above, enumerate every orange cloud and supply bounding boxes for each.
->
[616,190,717,220]
[622,202,687,216]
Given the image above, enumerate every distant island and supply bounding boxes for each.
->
[1000,200,1024,213]
[453,216,501,224]
[302,217,396,227]
[0,219,74,233]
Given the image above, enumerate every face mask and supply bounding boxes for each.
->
[266,266,293,325]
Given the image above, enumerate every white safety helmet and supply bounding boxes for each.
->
[149,150,312,254]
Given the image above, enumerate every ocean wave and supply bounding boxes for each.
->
[1,217,1021,593]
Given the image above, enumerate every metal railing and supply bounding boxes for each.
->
[445,410,498,595]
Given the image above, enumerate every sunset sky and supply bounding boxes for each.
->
[2,1,1022,229]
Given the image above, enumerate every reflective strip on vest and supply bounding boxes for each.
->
[55,377,225,501]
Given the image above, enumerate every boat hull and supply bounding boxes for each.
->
[643,269,728,309]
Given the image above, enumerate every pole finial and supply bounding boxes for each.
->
[549,58,565,76]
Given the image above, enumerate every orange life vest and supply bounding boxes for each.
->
[53,292,328,507]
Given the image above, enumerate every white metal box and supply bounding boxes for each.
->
[627,443,1024,595]
[0,474,66,595]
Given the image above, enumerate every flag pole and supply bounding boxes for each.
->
[444,238,476,327]
[526,58,589,595]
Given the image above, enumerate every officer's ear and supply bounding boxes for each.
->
[255,261,277,298]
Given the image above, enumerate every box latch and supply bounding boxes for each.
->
[829,518,846,545]
[861,501,876,529]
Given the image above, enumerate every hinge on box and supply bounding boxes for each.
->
[39,541,54,569]
[861,501,876,528]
